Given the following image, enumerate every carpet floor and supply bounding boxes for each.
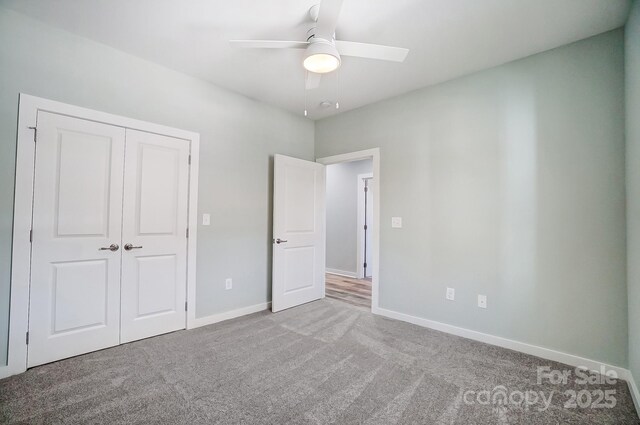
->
[0,298,638,424]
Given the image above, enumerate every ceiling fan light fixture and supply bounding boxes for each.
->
[303,41,341,74]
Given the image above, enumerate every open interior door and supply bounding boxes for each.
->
[272,154,325,312]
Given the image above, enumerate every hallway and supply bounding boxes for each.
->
[325,273,371,308]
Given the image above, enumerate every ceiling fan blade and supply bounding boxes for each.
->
[306,72,322,90]
[315,0,344,40]
[229,40,309,49]
[335,40,409,62]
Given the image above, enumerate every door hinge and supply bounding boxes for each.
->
[29,229,33,243]
[185,301,188,312]
[186,228,189,238]
[25,331,29,345]
[364,224,368,230]
[364,186,368,193]
[363,262,367,268]
[28,126,37,143]
[188,155,191,165]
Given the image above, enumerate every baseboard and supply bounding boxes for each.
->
[629,372,640,417]
[375,307,631,381]
[189,302,271,329]
[326,268,358,278]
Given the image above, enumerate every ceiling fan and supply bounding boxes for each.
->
[229,0,410,90]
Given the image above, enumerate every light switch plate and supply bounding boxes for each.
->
[446,287,455,301]
[391,217,403,228]
[202,213,211,226]
[225,278,232,290]
[478,295,487,309]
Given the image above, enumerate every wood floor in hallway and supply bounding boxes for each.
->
[325,273,371,308]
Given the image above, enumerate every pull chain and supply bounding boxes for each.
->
[304,71,308,117]
[335,69,340,110]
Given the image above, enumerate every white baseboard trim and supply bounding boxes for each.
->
[375,307,631,381]
[629,372,640,416]
[189,302,271,329]
[326,268,358,278]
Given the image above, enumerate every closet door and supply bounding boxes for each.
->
[28,112,125,367]
[120,129,190,343]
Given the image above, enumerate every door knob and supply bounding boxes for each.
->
[99,244,119,252]
[274,238,288,244]
[124,243,143,251]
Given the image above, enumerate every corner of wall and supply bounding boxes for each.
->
[627,0,640,394]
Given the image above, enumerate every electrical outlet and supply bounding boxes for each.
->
[202,213,211,226]
[446,287,455,301]
[225,278,232,290]
[391,217,403,228]
[478,295,487,309]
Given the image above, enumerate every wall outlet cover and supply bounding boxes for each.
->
[225,278,232,290]
[202,213,211,226]
[478,295,487,309]
[446,287,455,301]
[391,217,403,228]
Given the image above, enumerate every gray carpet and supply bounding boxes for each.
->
[1,298,638,424]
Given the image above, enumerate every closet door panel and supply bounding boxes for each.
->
[120,129,189,343]
[28,112,125,367]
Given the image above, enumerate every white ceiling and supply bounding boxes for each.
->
[1,0,631,119]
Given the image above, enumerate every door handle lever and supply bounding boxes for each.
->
[274,238,288,244]
[124,243,143,251]
[99,244,119,252]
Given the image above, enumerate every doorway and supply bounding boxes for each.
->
[322,157,375,309]
[270,148,380,314]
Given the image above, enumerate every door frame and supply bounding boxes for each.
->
[4,94,200,378]
[356,173,373,279]
[316,148,380,312]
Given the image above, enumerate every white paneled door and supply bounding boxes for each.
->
[28,112,190,367]
[29,112,126,367]
[120,130,189,343]
[272,154,325,312]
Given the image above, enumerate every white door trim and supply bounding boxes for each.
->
[316,148,380,312]
[356,173,373,279]
[3,94,200,379]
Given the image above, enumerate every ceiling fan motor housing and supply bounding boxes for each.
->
[306,27,336,43]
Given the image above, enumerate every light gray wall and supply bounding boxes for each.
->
[0,7,314,366]
[326,160,372,275]
[316,30,627,367]
[0,6,631,372]
[626,0,640,382]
